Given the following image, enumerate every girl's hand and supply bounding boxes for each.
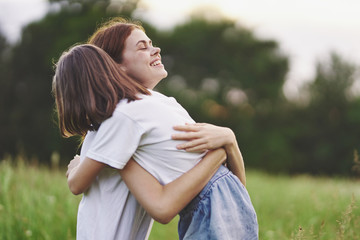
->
[66,155,80,178]
[172,123,236,152]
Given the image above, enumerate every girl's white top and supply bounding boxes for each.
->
[77,90,205,240]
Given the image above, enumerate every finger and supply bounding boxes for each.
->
[185,122,203,126]
[172,132,200,140]
[68,162,75,169]
[173,124,200,132]
[184,143,209,152]
[176,138,206,150]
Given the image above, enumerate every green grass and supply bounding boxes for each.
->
[247,171,360,240]
[0,157,81,240]
[1,157,359,240]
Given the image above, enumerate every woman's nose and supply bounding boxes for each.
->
[151,46,161,56]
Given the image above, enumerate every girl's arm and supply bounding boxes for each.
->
[66,148,226,224]
[119,148,226,224]
[172,123,246,186]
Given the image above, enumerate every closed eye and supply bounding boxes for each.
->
[136,40,153,50]
[138,43,147,50]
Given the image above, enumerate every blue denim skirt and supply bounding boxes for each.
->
[178,165,259,240]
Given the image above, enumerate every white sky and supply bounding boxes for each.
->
[1,0,360,99]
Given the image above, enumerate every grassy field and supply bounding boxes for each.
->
[0,157,359,240]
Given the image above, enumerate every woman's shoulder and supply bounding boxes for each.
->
[131,90,172,104]
[149,90,179,103]
[111,93,156,116]
[112,90,181,118]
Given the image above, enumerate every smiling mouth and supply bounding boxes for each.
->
[150,60,162,66]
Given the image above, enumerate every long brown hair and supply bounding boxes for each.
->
[52,44,150,137]
[88,17,144,63]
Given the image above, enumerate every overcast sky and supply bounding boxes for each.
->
[1,0,359,99]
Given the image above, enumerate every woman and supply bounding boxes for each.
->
[87,18,246,186]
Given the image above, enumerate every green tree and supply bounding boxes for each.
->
[290,53,359,175]
[0,31,13,156]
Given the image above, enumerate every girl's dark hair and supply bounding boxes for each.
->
[88,17,144,63]
[52,44,150,137]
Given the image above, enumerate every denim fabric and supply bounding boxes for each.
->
[178,165,258,240]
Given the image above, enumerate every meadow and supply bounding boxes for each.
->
[0,157,359,240]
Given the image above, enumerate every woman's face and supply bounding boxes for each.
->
[120,29,168,89]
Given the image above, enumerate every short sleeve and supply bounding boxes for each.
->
[86,112,145,169]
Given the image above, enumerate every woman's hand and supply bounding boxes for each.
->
[66,155,81,178]
[172,123,236,152]
[173,123,246,186]
[66,155,105,195]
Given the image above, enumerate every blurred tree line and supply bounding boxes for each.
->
[0,0,359,176]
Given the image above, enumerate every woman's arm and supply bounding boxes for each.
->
[172,123,246,186]
[66,149,226,224]
[119,148,226,224]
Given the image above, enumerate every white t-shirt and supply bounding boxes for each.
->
[77,90,205,240]
[77,134,153,240]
